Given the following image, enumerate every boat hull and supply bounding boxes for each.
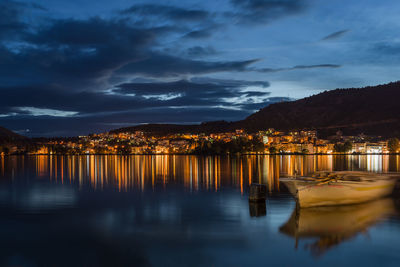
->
[281,174,397,208]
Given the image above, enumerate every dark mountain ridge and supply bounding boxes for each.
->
[112,81,400,137]
[0,126,27,144]
[240,81,400,137]
[113,121,236,136]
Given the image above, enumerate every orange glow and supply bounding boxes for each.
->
[0,154,390,195]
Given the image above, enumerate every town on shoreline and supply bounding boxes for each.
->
[1,128,400,156]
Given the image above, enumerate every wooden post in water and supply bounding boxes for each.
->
[249,183,266,202]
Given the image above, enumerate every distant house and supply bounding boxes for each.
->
[352,143,367,153]
[366,142,388,153]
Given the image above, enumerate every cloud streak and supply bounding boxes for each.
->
[185,46,219,57]
[229,0,308,24]
[321,29,349,41]
[120,4,210,22]
[257,64,341,73]
[116,55,259,77]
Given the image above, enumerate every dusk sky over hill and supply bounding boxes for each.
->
[1,0,400,136]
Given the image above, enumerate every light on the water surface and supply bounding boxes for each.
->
[0,155,399,266]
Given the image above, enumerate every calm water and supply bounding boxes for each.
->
[0,155,400,267]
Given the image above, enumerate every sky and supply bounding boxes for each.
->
[1,0,400,137]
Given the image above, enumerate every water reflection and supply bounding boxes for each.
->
[279,198,398,257]
[248,201,267,217]
[0,155,400,266]
[0,155,400,193]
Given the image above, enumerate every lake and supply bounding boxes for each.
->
[0,155,399,266]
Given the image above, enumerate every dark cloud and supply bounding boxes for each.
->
[0,0,27,40]
[0,85,190,115]
[120,77,274,113]
[120,4,219,40]
[29,18,153,47]
[373,42,400,55]
[185,46,219,57]
[190,77,270,87]
[321,29,349,41]
[29,3,48,11]
[0,12,258,88]
[120,4,210,22]
[0,0,47,41]
[0,0,325,136]
[368,42,400,64]
[244,91,272,97]
[0,77,276,136]
[229,0,307,24]
[257,64,341,72]
[113,78,270,99]
[1,17,159,88]
[116,54,259,77]
[0,96,291,137]
[183,28,214,39]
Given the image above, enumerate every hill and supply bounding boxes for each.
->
[0,126,27,144]
[241,81,400,137]
[113,121,236,136]
[112,81,400,137]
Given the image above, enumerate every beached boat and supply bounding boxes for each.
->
[280,171,399,208]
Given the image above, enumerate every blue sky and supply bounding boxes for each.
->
[1,0,400,136]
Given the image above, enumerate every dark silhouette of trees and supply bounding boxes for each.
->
[194,138,264,154]
[388,138,400,153]
[334,141,352,153]
[268,146,277,154]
